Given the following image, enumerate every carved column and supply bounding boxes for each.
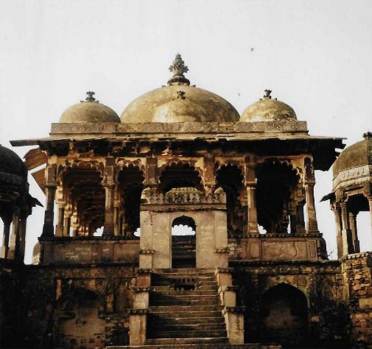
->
[340,201,353,255]
[295,203,306,234]
[63,204,72,237]
[349,212,360,253]
[55,204,65,237]
[369,196,372,233]
[304,159,319,234]
[1,217,11,259]
[41,164,57,238]
[113,185,121,236]
[8,209,20,260]
[245,159,258,235]
[145,157,158,188]
[203,154,216,193]
[103,158,116,236]
[16,214,27,263]
[332,203,343,259]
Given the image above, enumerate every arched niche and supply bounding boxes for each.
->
[117,165,144,238]
[256,160,300,234]
[159,162,203,193]
[259,283,308,346]
[216,164,244,238]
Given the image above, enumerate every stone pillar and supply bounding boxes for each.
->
[102,158,116,237]
[41,165,57,238]
[63,206,72,237]
[55,204,65,237]
[332,203,344,259]
[245,159,258,235]
[295,203,306,234]
[246,184,258,234]
[16,215,27,263]
[1,218,11,259]
[113,186,121,236]
[304,158,319,234]
[349,212,360,253]
[340,202,353,255]
[369,196,372,232]
[8,211,20,260]
[304,182,319,234]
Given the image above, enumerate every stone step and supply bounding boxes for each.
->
[150,297,219,306]
[150,304,221,313]
[146,336,229,345]
[149,316,225,325]
[107,343,278,349]
[108,345,277,349]
[148,329,227,338]
[152,268,215,274]
[148,323,226,332]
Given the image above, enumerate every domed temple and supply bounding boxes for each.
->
[1,55,372,348]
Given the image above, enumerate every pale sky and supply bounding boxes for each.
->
[0,0,371,263]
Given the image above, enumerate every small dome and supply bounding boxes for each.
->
[121,54,239,123]
[0,144,26,177]
[0,144,27,187]
[241,90,297,122]
[59,92,120,123]
[333,132,372,178]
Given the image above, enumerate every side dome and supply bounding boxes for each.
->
[333,132,372,178]
[120,54,239,123]
[0,145,26,177]
[59,91,120,123]
[0,144,27,186]
[241,90,297,122]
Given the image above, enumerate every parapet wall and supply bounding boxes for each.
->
[342,252,372,346]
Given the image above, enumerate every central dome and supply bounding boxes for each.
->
[120,54,239,123]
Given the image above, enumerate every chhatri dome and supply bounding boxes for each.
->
[59,91,120,123]
[121,54,240,123]
[241,89,297,122]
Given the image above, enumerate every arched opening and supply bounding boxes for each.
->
[159,163,202,193]
[347,194,370,252]
[260,284,308,346]
[216,164,244,238]
[171,215,196,268]
[63,168,105,236]
[118,166,144,238]
[256,160,300,234]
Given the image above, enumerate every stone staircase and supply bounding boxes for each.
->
[107,268,281,348]
[172,236,196,268]
[147,269,226,343]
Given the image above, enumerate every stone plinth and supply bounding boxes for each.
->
[41,238,139,265]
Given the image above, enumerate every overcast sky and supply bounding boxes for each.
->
[0,0,371,263]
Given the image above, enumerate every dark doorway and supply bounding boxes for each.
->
[260,284,308,346]
[171,216,196,268]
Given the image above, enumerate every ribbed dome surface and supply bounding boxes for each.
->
[0,144,27,187]
[121,54,239,123]
[59,92,120,123]
[121,84,239,123]
[333,133,372,177]
[241,90,297,122]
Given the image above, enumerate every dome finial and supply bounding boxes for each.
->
[263,89,272,99]
[167,54,190,86]
[363,131,372,139]
[85,91,97,102]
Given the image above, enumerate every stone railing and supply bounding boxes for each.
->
[141,186,226,205]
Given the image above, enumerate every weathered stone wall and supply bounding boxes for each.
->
[342,252,372,347]
[3,264,136,349]
[0,260,24,348]
[232,260,349,347]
